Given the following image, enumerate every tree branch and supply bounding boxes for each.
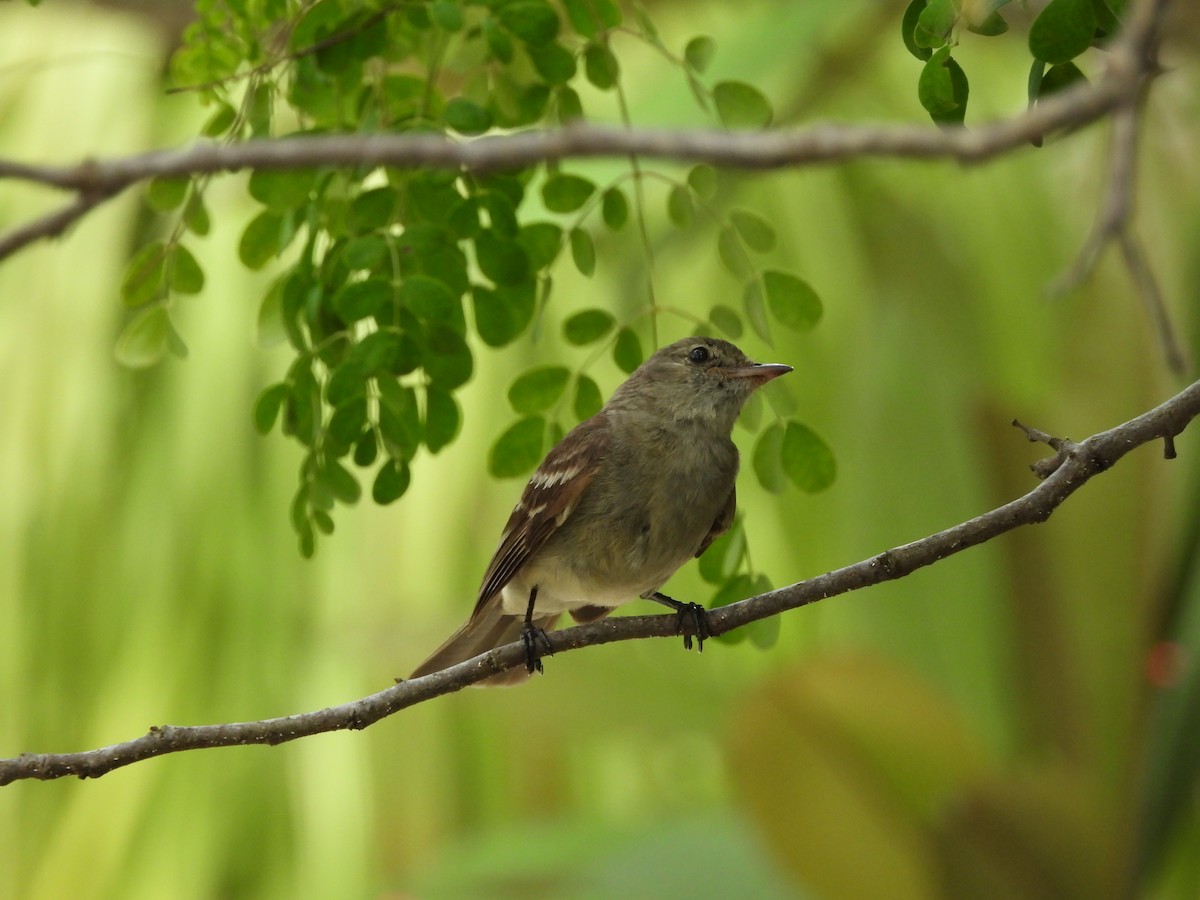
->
[4,375,1198,785]
[0,0,1168,265]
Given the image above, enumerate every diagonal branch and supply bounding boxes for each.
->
[4,375,1198,785]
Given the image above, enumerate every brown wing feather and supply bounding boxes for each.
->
[695,485,736,559]
[472,413,610,616]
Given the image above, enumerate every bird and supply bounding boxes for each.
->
[410,336,792,685]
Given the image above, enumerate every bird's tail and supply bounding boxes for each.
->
[410,597,559,687]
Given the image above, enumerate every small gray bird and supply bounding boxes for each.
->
[410,336,792,684]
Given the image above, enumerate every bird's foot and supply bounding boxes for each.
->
[646,592,711,652]
[520,623,554,675]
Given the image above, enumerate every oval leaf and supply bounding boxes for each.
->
[114,306,170,369]
[713,80,773,129]
[563,308,616,345]
[490,416,547,478]
[1029,0,1096,65]
[752,422,788,494]
[543,173,596,213]
[763,270,822,332]
[782,421,837,493]
[508,366,571,415]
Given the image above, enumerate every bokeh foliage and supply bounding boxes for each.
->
[3,1,1200,899]
[124,0,830,565]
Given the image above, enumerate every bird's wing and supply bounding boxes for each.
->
[695,484,736,559]
[473,413,611,616]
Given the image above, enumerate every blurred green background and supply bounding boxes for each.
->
[3,1,1200,897]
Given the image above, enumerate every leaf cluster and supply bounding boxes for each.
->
[116,0,830,558]
[901,0,1123,127]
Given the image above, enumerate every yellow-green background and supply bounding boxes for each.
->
[2,1,1199,897]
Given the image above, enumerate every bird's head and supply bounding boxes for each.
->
[609,336,792,431]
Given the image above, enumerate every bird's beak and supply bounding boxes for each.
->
[725,362,793,386]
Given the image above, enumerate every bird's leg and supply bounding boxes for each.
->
[645,591,711,652]
[520,586,554,674]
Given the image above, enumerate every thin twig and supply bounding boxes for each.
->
[4,374,1199,785]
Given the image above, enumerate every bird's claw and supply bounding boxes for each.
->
[520,624,554,675]
[673,602,711,652]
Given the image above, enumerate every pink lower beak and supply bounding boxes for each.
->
[727,363,793,385]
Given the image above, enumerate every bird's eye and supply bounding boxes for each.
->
[688,346,710,364]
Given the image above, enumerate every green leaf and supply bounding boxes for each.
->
[423,325,473,389]
[121,241,167,307]
[730,209,776,253]
[556,85,584,123]
[311,509,334,536]
[573,374,603,419]
[483,17,514,62]
[378,380,422,460]
[688,164,718,200]
[519,222,563,269]
[529,41,577,84]
[584,42,620,90]
[239,210,286,270]
[444,97,493,134]
[202,103,236,138]
[509,366,572,414]
[353,429,378,467]
[1029,0,1096,64]
[372,458,411,504]
[183,192,210,236]
[612,327,643,374]
[114,306,170,369]
[698,518,746,584]
[569,228,596,277]
[563,308,615,345]
[753,422,787,494]
[147,177,188,212]
[763,270,822,331]
[783,421,836,493]
[320,460,360,505]
[248,169,315,211]
[349,187,398,233]
[713,81,773,129]
[489,416,547,478]
[542,173,595,213]
[601,188,629,230]
[741,281,772,343]
[745,577,781,649]
[334,278,392,322]
[709,573,758,632]
[667,185,694,229]
[326,361,367,407]
[1040,61,1088,96]
[473,283,535,347]
[709,304,743,339]
[342,235,390,271]
[399,275,457,322]
[424,386,460,453]
[430,0,464,31]
[328,397,368,450]
[498,1,560,46]
[685,36,716,73]
[915,0,956,48]
[739,390,763,433]
[901,0,933,60]
[256,280,286,348]
[967,9,1009,35]
[169,244,205,295]
[718,226,753,279]
[918,47,969,125]
[475,229,530,286]
[563,0,620,35]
